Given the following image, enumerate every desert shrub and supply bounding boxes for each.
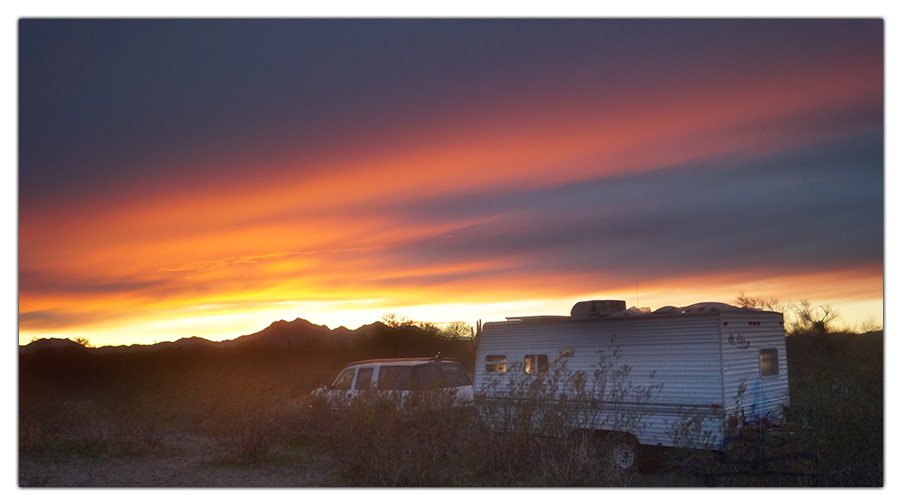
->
[459,420,627,486]
[321,389,480,486]
[657,401,820,486]
[479,347,661,437]
[203,382,309,464]
[19,395,165,458]
[782,331,883,486]
[312,342,665,486]
[472,348,662,486]
[209,404,278,463]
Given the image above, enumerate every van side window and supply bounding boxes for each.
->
[485,355,507,373]
[333,368,355,390]
[356,367,374,390]
[760,348,779,376]
[415,363,443,389]
[378,366,415,390]
[524,354,549,374]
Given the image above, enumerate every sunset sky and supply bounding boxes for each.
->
[17,18,884,346]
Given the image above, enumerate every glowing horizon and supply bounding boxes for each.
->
[18,264,883,347]
[18,19,884,347]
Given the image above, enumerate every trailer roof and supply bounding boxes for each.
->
[501,301,778,323]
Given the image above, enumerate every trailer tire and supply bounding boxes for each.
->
[609,436,640,471]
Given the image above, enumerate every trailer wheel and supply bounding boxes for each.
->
[609,436,640,471]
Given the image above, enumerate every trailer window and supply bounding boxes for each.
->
[485,355,507,373]
[760,349,779,376]
[524,354,549,374]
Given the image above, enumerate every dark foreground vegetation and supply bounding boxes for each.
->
[19,319,883,486]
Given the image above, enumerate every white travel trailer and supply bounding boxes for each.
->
[473,300,790,469]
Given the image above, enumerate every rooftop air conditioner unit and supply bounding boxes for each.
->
[570,300,626,319]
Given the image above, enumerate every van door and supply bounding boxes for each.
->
[344,366,377,404]
[328,367,357,408]
[355,367,374,390]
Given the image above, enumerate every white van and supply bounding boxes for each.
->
[316,357,474,409]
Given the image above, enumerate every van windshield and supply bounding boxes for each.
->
[332,368,355,390]
[440,363,472,387]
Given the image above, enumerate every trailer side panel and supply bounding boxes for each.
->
[475,313,728,447]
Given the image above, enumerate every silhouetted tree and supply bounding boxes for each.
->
[440,321,473,339]
[734,292,846,335]
[789,300,838,335]
[73,336,93,348]
[381,312,414,328]
[734,291,786,313]
[858,314,883,334]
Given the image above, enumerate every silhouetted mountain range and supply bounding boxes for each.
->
[20,318,402,355]
[19,318,478,381]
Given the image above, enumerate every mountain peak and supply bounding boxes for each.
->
[19,337,86,354]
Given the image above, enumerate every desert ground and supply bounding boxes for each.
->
[19,327,882,487]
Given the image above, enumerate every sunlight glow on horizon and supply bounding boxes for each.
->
[18,265,884,347]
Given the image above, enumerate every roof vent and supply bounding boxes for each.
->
[571,300,626,319]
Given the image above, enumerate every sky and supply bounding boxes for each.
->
[17,18,884,346]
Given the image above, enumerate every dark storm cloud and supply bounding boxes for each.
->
[17,308,138,330]
[19,19,602,203]
[18,269,169,296]
[19,309,95,330]
[377,129,883,288]
[19,18,881,208]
